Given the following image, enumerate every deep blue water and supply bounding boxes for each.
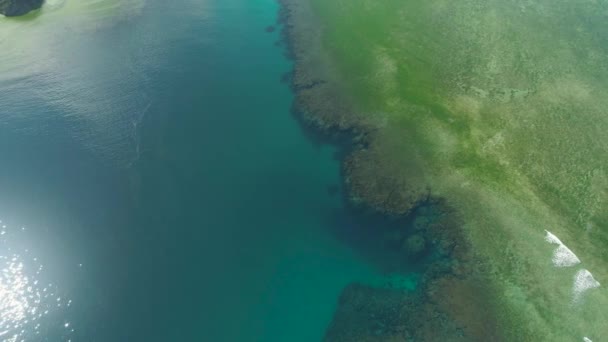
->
[0,1,413,341]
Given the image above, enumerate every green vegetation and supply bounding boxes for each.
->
[303,0,608,339]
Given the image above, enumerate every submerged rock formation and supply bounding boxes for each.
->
[277,0,499,339]
[280,0,608,338]
[0,0,43,17]
[323,200,504,341]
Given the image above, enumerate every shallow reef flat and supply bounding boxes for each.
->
[281,0,608,340]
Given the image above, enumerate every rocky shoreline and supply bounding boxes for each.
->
[0,0,43,17]
[277,0,505,340]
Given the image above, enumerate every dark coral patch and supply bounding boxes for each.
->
[0,0,44,17]
[324,201,503,341]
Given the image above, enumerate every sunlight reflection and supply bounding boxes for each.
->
[0,220,72,341]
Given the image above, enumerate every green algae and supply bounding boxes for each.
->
[287,0,608,339]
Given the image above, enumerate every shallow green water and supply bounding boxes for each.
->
[0,0,411,340]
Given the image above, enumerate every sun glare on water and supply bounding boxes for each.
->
[0,221,73,342]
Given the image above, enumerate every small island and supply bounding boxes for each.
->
[0,0,44,17]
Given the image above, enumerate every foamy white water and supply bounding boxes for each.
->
[573,269,600,303]
[544,230,580,267]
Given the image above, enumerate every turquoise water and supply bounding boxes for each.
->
[0,0,414,340]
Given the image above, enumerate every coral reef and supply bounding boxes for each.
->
[278,0,502,339]
[325,201,503,341]
[279,0,608,339]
